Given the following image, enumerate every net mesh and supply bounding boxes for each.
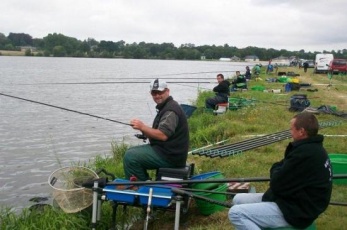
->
[48,166,99,213]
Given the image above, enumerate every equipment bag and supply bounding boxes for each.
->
[289,94,310,112]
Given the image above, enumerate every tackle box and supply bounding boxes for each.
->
[103,179,138,204]
[138,185,173,207]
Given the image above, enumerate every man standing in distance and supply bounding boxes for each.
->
[123,79,189,181]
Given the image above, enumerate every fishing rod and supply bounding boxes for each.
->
[173,83,211,90]
[106,174,347,186]
[113,70,240,78]
[0,93,132,126]
[172,187,232,208]
[179,187,237,196]
[20,81,216,85]
[100,77,218,80]
[108,177,270,186]
[194,130,291,157]
[189,139,229,154]
[193,120,343,158]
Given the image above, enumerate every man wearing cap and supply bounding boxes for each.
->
[123,79,189,181]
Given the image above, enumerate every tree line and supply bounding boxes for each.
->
[1,32,346,60]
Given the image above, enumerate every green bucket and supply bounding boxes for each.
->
[194,183,228,215]
[191,171,224,190]
[329,153,347,185]
[250,85,265,91]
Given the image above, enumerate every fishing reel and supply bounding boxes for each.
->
[135,133,147,143]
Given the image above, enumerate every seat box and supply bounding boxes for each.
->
[138,185,173,207]
[103,179,138,204]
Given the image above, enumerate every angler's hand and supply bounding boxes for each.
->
[130,119,145,131]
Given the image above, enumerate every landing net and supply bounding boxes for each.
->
[48,166,99,213]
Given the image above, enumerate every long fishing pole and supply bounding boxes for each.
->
[112,70,240,79]
[106,174,347,186]
[0,93,132,126]
[194,120,343,158]
[171,187,232,208]
[189,139,229,154]
[20,81,216,85]
[108,177,270,186]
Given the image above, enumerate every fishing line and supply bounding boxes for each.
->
[106,174,347,186]
[172,83,211,90]
[0,92,132,126]
[18,71,241,86]
[20,81,215,85]
[119,70,239,78]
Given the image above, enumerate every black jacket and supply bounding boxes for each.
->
[150,96,189,167]
[213,80,230,98]
[262,135,332,229]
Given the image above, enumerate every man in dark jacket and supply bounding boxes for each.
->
[231,71,247,91]
[205,73,230,109]
[123,79,189,181]
[229,113,332,229]
[303,61,309,73]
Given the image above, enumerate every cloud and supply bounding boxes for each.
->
[1,0,346,52]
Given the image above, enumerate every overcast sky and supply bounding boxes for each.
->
[1,0,347,52]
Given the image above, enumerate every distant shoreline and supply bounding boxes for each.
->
[0,50,42,56]
[0,50,268,66]
[0,50,26,56]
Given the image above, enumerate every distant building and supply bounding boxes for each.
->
[219,57,231,61]
[272,56,291,66]
[230,55,241,61]
[201,55,206,60]
[244,55,259,62]
[19,46,37,52]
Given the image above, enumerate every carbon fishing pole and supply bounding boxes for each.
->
[107,177,270,186]
[0,93,132,126]
[100,70,240,79]
[18,70,241,85]
[106,174,347,186]
[193,120,343,158]
[171,187,232,208]
[20,81,216,85]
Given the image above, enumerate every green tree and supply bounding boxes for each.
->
[24,49,32,56]
[8,33,33,46]
[0,33,9,49]
[43,33,81,56]
[52,45,66,57]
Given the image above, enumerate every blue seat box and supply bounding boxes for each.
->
[138,185,173,207]
[103,179,138,204]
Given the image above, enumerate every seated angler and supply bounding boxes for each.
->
[123,79,189,181]
[229,113,332,230]
[245,66,252,80]
[205,73,230,109]
[231,71,247,91]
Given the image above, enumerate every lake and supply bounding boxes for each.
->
[0,56,250,210]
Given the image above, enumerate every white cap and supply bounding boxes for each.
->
[150,79,167,91]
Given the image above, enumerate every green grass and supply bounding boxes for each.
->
[1,66,347,229]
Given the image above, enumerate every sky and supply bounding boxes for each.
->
[1,0,347,53]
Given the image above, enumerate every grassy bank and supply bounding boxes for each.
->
[1,66,347,229]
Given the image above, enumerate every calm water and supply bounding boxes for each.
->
[0,56,249,210]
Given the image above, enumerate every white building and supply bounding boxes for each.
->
[244,55,259,62]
